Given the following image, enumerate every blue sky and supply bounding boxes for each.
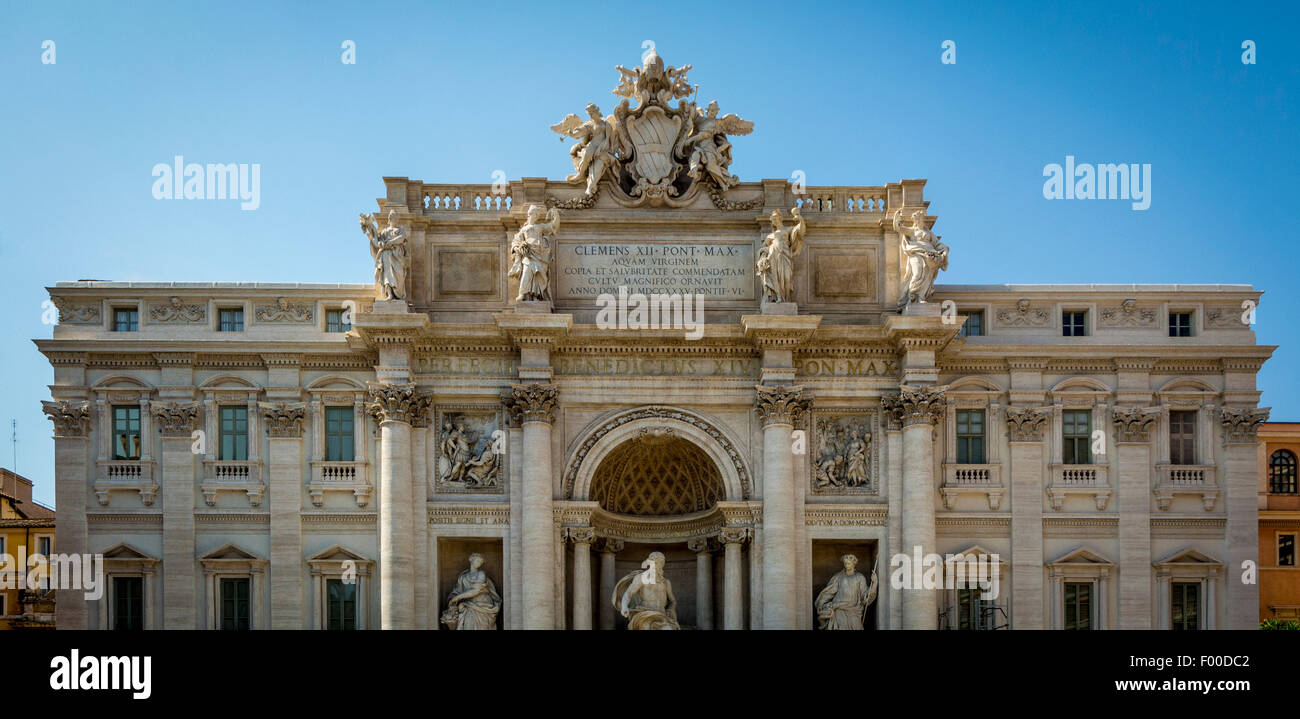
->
[1,1,1296,507]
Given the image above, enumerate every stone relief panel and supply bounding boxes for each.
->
[810,409,877,495]
[433,406,504,494]
[1205,305,1251,330]
[1098,299,1156,327]
[254,297,313,323]
[994,299,1050,327]
[149,297,206,323]
[52,298,100,324]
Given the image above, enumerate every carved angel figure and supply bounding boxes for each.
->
[551,103,618,196]
[361,210,408,301]
[894,208,948,311]
[756,207,806,303]
[509,204,561,302]
[677,101,753,190]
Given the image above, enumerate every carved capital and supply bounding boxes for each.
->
[1005,406,1051,442]
[754,385,812,426]
[718,527,750,545]
[565,526,596,545]
[260,402,306,438]
[502,383,558,425]
[42,400,92,438]
[366,384,430,425]
[600,538,625,554]
[1221,406,1270,444]
[1111,406,1160,442]
[687,538,715,554]
[151,402,201,437]
[882,384,947,428]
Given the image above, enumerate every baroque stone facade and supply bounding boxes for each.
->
[37,54,1273,630]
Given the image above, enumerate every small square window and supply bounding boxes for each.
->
[112,308,138,332]
[1062,311,1088,337]
[218,308,244,332]
[325,309,351,333]
[1169,312,1193,337]
[957,311,984,338]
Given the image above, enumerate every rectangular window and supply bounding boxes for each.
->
[1169,312,1193,337]
[1063,582,1093,630]
[956,588,984,630]
[112,405,142,460]
[112,308,138,332]
[1062,311,1088,337]
[220,578,251,630]
[325,309,351,333]
[1169,410,1197,465]
[955,409,986,464]
[38,537,52,557]
[219,406,249,461]
[1171,582,1200,630]
[325,407,355,462]
[113,577,144,631]
[1062,410,1092,464]
[326,578,357,630]
[957,311,984,338]
[1280,533,1297,567]
[218,308,244,332]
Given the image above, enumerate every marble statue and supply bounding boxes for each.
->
[509,204,561,302]
[756,207,806,303]
[362,210,408,301]
[613,551,680,630]
[440,553,501,630]
[551,103,618,196]
[815,554,878,630]
[678,100,753,190]
[894,208,948,311]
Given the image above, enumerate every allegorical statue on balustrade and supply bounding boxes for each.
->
[894,208,949,311]
[361,210,408,301]
[508,204,561,302]
[613,551,680,630]
[756,207,806,304]
[815,553,878,630]
[677,100,753,191]
[440,553,501,630]
[551,103,619,197]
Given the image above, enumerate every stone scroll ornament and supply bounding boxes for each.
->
[366,384,431,425]
[151,402,201,437]
[1111,406,1161,442]
[361,210,408,301]
[42,400,92,437]
[756,208,806,304]
[548,49,759,210]
[894,208,949,311]
[613,551,680,630]
[881,385,947,428]
[440,553,500,630]
[1221,406,1270,443]
[815,553,878,631]
[508,205,560,302]
[1005,406,1051,441]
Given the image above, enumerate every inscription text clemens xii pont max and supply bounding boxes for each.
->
[556,241,755,300]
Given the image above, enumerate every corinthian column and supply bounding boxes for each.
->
[261,402,306,629]
[368,384,430,630]
[883,384,946,630]
[688,538,715,630]
[754,384,812,630]
[1221,406,1269,629]
[1005,406,1051,630]
[42,400,92,630]
[503,383,558,630]
[719,527,749,630]
[151,401,202,630]
[567,527,594,630]
[598,538,624,630]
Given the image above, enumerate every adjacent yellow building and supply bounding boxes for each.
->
[0,468,57,629]
[1258,423,1300,624]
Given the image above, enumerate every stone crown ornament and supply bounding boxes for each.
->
[754,385,813,426]
[1005,406,1051,442]
[151,402,201,437]
[42,400,92,437]
[1111,406,1160,442]
[881,385,947,428]
[260,402,306,438]
[367,384,431,425]
[502,383,558,425]
[549,49,755,209]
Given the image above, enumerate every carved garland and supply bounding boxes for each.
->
[1221,407,1270,443]
[562,406,752,500]
[42,400,92,437]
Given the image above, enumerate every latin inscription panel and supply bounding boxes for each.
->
[556,241,755,301]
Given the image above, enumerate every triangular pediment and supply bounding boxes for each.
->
[100,542,158,561]
[199,542,262,561]
[307,544,370,563]
[1048,546,1115,566]
[1154,547,1222,567]
[949,544,1004,561]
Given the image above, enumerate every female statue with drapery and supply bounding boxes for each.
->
[440,553,501,630]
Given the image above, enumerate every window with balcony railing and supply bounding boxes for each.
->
[1169,410,1196,465]
[1062,410,1091,464]
[955,409,985,464]
[112,405,141,460]
[219,406,249,461]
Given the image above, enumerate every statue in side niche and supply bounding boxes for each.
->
[440,553,501,630]
[815,553,878,630]
[613,551,679,630]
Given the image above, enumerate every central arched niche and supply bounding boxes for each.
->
[589,429,724,516]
